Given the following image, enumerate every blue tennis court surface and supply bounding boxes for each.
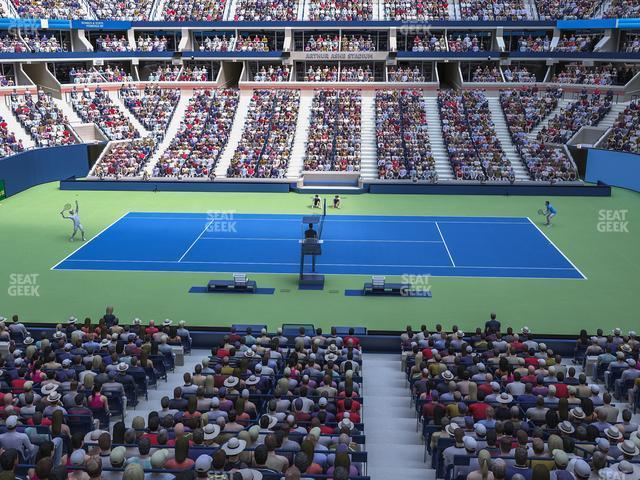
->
[52,212,585,279]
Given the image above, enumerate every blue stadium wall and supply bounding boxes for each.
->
[586,149,640,193]
[0,144,91,197]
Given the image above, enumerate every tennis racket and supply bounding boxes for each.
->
[537,209,545,215]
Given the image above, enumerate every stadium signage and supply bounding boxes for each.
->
[71,20,132,30]
[293,52,386,61]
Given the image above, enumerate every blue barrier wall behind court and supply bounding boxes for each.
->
[586,148,640,193]
[0,144,90,197]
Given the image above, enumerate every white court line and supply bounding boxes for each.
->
[51,211,131,270]
[51,266,589,281]
[525,217,588,280]
[177,219,215,262]
[123,215,530,225]
[198,237,444,243]
[59,259,573,271]
[435,222,456,267]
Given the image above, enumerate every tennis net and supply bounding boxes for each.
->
[318,199,327,239]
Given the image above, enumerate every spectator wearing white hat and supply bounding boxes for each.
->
[0,415,35,462]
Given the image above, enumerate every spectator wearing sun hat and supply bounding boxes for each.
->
[221,437,248,469]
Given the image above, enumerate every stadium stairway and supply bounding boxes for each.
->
[452,0,461,19]
[597,101,628,129]
[525,0,539,19]
[214,89,253,177]
[286,89,314,179]
[528,97,572,139]
[0,102,36,150]
[365,353,432,480]
[145,90,194,176]
[360,91,378,180]
[486,97,531,181]
[110,91,151,138]
[423,96,455,181]
[372,0,382,19]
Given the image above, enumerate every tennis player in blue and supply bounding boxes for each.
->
[544,201,557,227]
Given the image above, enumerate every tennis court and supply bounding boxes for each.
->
[52,212,585,279]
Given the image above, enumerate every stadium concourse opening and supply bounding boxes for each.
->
[53,212,584,279]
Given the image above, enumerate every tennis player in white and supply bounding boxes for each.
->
[61,200,85,241]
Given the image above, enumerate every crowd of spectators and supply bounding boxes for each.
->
[0,72,15,87]
[463,90,514,180]
[503,66,536,83]
[0,312,202,479]
[402,318,640,480]
[227,89,299,178]
[148,66,181,82]
[93,137,155,178]
[304,65,339,82]
[120,86,180,142]
[604,100,640,153]
[71,86,140,141]
[197,35,234,52]
[98,66,134,83]
[9,89,77,148]
[376,90,436,180]
[383,0,449,21]
[551,64,635,86]
[304,35,341,52]
[622,34,640,53]
[407,34,447,52]
[304,90,361,172]
[460,0,528,21]
[14,0,88,19]
[511,35,551,52]
[448,34,486,53]
[339,65,375,82]
[307,0,373,21]
[535,0,599,20]
[439,90,484,180]
[89,0,152,20]
[66,68,105,84]
[253,65,290,82]
[235,34,271,52]
[471,66,502,82]
[0,116,25,158]
[536,90,612,144]
[499,87,578,181]
[178,66,210,82]
[163,0,227,21]
[135,35,170,52]
[95,35,134,52]
[388,66,425,82]
[555,33,599,53]
[604,0,640,18]
[439,90,514,181]
[302,35,377,52]
[153,89,238,178]
[232,0,298,20]
[0,34,26,53]
[342,35,376,52]
[23,33,64,53]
